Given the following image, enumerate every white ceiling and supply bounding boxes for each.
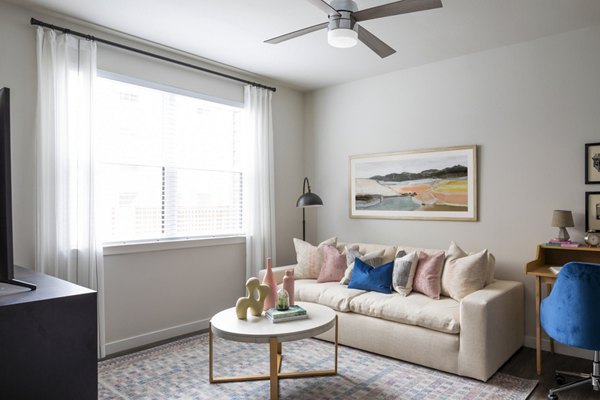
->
[12,0,600,91]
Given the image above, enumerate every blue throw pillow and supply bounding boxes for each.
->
[348,257,394,294]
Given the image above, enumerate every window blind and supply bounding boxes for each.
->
[95,76,244,243]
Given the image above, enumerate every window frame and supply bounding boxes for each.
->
[95,70,246,247]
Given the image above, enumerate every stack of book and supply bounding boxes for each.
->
[544,240,580,248]
[265,305,308,323]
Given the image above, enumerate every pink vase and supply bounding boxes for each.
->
[283,269,295,306]
[262,257,278,310]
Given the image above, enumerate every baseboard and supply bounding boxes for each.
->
[105,319,210,355]
[524,335,593,360]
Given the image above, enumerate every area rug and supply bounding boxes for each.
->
[99,333,537,399]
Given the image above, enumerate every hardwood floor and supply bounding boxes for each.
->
[500,347,598,399]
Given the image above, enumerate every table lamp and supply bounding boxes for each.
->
[296,177,323,241]
[551,210,574,242]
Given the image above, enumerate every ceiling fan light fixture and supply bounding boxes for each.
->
[327,28,358,48]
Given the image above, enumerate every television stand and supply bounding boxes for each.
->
[0,277,36,290]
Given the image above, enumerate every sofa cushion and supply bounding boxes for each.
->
[294,279,367,312]
[348,291,460,334]
[293,237,336,279]
[352,243,397,264]
[348,258,394,294]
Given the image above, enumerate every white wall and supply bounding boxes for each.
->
[305,25,600,355]
[0,1,305,353]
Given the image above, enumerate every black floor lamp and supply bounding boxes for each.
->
[296,177,323,241]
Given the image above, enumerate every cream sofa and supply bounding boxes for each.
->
[260,241,524,382]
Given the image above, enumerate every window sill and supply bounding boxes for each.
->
[103,236,246,256]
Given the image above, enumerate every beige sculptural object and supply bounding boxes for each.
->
[235,277,270,319]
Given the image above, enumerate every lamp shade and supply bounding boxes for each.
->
[551,210,574,228]
[296,192,323,208]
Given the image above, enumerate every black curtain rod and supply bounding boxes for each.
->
[30,18,276,92]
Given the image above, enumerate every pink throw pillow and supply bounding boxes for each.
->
[317,245,348,283]
[412,250,445,299]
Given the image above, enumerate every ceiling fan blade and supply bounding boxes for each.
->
[306,0,341,16]
[357,25,396,58]
[264,22,329,44]
[354,0,442,22]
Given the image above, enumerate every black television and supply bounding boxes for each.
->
[0,87,35,290]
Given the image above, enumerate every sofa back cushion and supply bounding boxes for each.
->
[338,242,397,264]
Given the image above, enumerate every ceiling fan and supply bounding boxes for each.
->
[265,0,442,58]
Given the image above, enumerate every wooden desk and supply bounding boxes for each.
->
[525,245,600,375]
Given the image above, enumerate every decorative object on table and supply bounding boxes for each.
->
[235,278,270,320]
[265,305,308,323]
[282,269,295,306]
[551,210,574,242]
[585,142,600,183]
[585,192,600,232]
[262,257,278,310]
[296,176,323,241]
[349,145,477,221]
[544,240,580,248]
[585,231,600,247]
[276,288,289,310]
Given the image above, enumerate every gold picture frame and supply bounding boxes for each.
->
[349,145,478,221]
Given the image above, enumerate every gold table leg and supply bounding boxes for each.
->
[535,276,542,375]
[270,337,279,400]
[209,316,339,394]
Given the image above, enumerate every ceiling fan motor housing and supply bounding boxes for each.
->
[328,0,358,32]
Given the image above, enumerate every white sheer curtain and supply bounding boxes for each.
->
[244,86,276,279]
[35,27,106,357]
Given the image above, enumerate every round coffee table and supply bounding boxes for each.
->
[209,301,338,400]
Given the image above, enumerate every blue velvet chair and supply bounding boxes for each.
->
[540,261,600,400]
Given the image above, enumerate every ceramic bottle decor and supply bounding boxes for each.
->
[262,257,278,310]
[283,269,295,306]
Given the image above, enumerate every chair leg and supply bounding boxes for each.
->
[547,351,600,398]
[549,377,592,397]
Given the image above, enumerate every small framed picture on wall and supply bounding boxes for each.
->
[585,191,600,231]
[585,143,600,183]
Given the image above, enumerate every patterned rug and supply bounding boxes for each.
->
[99,333,537,399]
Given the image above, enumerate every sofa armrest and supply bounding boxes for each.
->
[258,265,296,285]
[458,280,524,381]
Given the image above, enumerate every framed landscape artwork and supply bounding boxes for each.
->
[585,143,600,184]
[350,145,478,221]
[585,191,600,231]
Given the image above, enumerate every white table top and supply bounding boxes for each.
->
[210,302,336,343]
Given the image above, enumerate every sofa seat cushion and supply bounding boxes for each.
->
[348,291,460,334]
[294,279,367,312]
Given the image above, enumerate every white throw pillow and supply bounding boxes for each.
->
[442,248,489,301]
[441,241,494,297]
[392,251,418,296]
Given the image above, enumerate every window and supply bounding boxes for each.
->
[95,75,244,243]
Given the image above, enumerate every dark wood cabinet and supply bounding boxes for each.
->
[0,266,97,400]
